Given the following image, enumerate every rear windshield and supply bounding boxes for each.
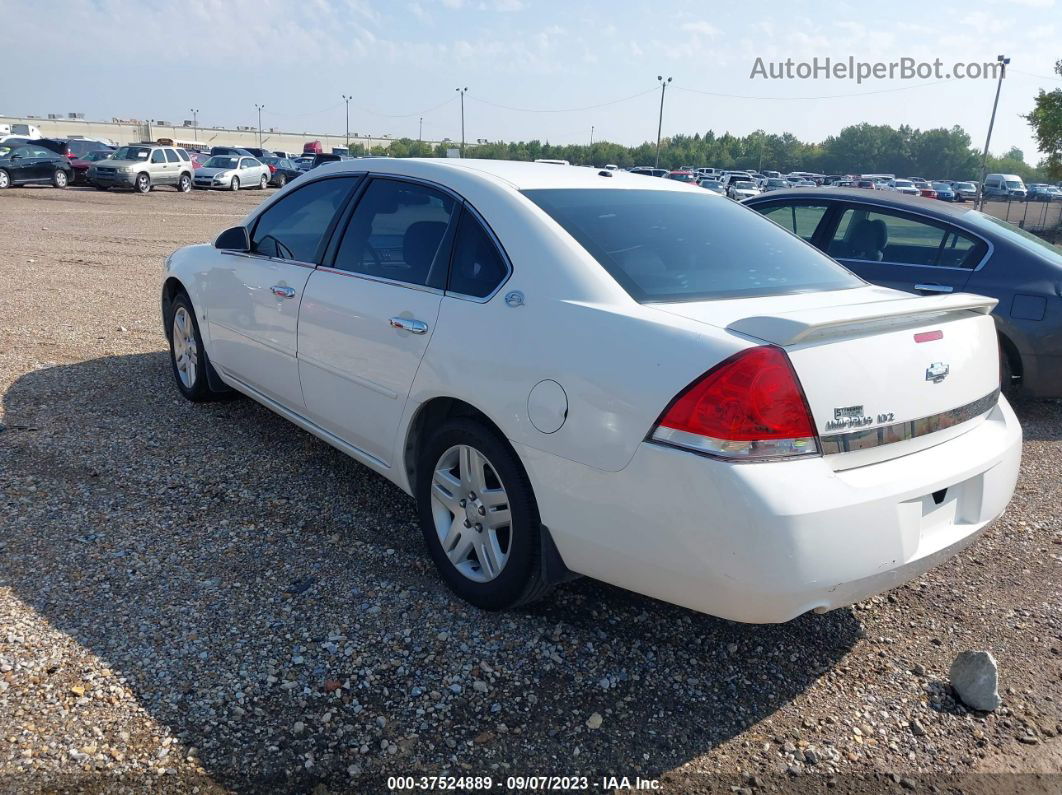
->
[205,156,238,169]
[523,188,863,302]
[113,146,150,161]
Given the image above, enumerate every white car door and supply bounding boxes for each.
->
[203,175,359,408]
[297,177,460,466]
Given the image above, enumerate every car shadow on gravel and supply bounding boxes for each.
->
[1,353,863,792]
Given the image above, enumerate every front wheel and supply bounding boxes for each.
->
[166,292,226,402]
[0,169,9,189]
[258,174,268,190]
[230,176,240,192]
[135,172,151,193]
[52,169,68,188]
[177,173,191,192]
[416,418,549,610]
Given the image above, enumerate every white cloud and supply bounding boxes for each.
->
[409,1,431,22]
[681,20,720,37]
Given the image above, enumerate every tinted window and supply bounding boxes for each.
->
[240,158,255,169]
[966,211,1062,262]
[523,189,861,302]
[251,176,357,262]
[164,149,179,163]
[758,204,829,241]
[448,211,509,298]
[176,148,190,162]
[150,150,165,164]
[828,207,984,268]
[334,179,457,288]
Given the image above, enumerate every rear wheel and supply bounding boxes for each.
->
[416,418,549,610]
[0,169,9,189]
[1000,344,1017,395]
[135,172,151,193]
[258,174,268,189]
[52,169,68,188]
[276,174,287,188]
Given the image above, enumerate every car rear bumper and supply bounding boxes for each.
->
[516,396,1021,623]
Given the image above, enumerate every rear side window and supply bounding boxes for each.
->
[448,210,509,298]
[334,179,457,288]
[251,176,358,262]
[164,149,179,163]
[523,188,862,302]
[827,207,985,268]
[176,149,190,162]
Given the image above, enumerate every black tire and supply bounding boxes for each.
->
[1000,343,1017,396]
[135,172,151,193]
[258,174,268,190]
[52,169,69,189]
[416,418,548,610]
[177,173,191,192]
[230,176,240,192]
[0,169,9,189]
[165,292,226,402]
[94,184,109,191]
[276,174,287,188]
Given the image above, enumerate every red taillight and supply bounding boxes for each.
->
[651,346,819,460]
[268,164,277,173]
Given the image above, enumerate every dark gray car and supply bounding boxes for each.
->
[743,187,1062,398]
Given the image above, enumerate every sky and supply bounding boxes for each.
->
[3,0,1060,161]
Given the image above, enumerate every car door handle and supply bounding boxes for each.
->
[914,284,954,293]
[389,317,428,334]
[271,285,296,298]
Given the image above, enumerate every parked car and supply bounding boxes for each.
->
[1026,184,1056,202]
[761,178,790,193]
[70,149,114,184]
[918,187,938,200]
[726,179,760,200]
[745,186,1062,397]
[0,143,74,189]
[192,155,270,191]
[243,147,274,159]
[260,156,302,188]
[667,170,697,183]
[294,157,315,173]
[161,160,1021,623]
[949,181,978,202]
[698,178,725,194]
[311,153,352,168]
[210,146,255,157]
[931,182,956,201]
[87,144,194,193]
[983,173,1027,201]
[888,179,920,196]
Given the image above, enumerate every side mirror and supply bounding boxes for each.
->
[215,226,250,252]
[10,153,20,160]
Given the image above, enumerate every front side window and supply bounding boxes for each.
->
[523,188,862,302]
[334,179,457,288]
[758,203,829,241]
[827,207,984,268]
[250,176,358,262]
[448,211,509,298]
[150,149,165,164]
[164,148,179,163]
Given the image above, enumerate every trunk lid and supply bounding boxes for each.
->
[652,286,1001,468]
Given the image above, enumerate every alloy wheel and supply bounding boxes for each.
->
[430,444,512,583]
[172,306,198,389]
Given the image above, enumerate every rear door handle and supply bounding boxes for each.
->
[389,317,428,334]
[914,283,954,293]
[271,285,296,298]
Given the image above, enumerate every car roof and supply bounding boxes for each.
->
[745,187,976,219]
[312,157,707,193]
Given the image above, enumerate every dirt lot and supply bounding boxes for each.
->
[0,186,1059,794]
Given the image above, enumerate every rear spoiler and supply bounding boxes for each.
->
[727,293,998,346]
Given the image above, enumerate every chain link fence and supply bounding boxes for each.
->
[979,198,1062,243]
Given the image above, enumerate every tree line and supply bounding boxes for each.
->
[348,121,1053,183]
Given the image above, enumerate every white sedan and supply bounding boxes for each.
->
[161,158,1021,623]
[192,155,271,191]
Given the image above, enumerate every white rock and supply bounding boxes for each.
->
[949,650,1001,711]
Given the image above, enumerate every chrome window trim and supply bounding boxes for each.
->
[819,389,1000,455]
[219,250,317,270]
[314,265,445,296]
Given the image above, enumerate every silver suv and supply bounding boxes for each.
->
[88,144,194,193]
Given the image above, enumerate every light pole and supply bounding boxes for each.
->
[590,125,594,147]
[456,87,468,156]
[977,55,1010,210]
[419,116,423,142]
[190,108,199,143]
[253,103,264,148]
[342,94,351,151]
[655,75,672,169]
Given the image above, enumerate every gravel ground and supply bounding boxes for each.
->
[0,186,1059,794]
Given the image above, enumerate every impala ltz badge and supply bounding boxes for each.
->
[926,362,950,383]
